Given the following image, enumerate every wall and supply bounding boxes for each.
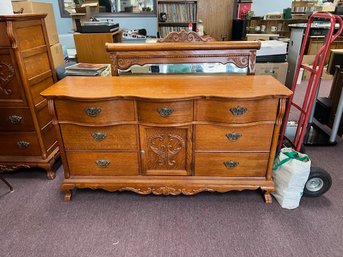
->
[36,0,157,36]
[252,0,293,16]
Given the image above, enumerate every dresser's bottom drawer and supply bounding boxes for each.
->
[66,151,139,176]
[195,152,269,177]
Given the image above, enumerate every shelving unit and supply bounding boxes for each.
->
[157,0,198,37]
[247,18,307,38]
[291,0,317,19]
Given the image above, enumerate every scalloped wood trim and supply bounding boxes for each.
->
[157,31,208,43]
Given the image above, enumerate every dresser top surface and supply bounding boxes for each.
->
[41,75,292,100]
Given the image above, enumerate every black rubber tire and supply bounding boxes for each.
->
[303,167,332,197]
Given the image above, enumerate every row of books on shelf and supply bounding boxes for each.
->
[158,3,196,23]
[65,63,111,76]
[292,6,315,12]
[158,26,187,38]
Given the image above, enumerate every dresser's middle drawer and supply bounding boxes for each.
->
[61,124,137,150]
[0,108,34,132]
[195,124,274,151]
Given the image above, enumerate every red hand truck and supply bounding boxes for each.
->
[277,12,343,197]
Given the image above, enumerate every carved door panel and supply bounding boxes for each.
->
[0,49,26,104]
[140,125,192,176]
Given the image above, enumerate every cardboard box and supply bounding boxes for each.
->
[12,1,59,45]
[302,55,333,80]
[50,43,65,68]
[255,62,288,85]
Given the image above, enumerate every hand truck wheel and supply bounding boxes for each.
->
[303,167,332,197]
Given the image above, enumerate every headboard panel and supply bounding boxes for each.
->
[106,41,261,76]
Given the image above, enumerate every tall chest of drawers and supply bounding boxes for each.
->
[42,75,292,202]
[0,14,59,179]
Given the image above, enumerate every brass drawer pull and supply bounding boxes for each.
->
[157,107,174,118]
[229,106,247,116]
[223,160,239,169]
[85,107,102,117]
[91,132,107,141]
[95,160,110,167]
[226,132,242,141]
[17,141,30,149]
[9,115,22,124]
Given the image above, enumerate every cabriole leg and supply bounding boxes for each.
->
[264,191,273,204]
[63,189,72,202]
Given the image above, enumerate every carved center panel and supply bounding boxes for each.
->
[141,126,191,173]
[0,61,15,96]
[149,133,185,167]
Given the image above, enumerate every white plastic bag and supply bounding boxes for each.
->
[271,148,311,209]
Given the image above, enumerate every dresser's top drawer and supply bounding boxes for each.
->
[0,132,41,156]
[137,100,193,124]
[195,124,274,151]
[195,152,269,177]
[0,108,34,132]
[196,99,278,123]
[61,124,137,150]
[55,99,135,124]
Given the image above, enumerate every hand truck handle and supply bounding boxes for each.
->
[331,15,343,44]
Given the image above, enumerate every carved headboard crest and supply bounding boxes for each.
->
[157,31,209,43]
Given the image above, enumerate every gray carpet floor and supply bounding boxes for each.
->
[1,139,342,257]
[1,80,343,257]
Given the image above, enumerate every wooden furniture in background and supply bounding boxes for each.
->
[41,75,292,202]
[307,36,343,64]
[0,14,59,179]
[106,41,260,75]
[198,0,234,41]
[157,0,198,38]
[73,29,123,64]
[157,0,235,41]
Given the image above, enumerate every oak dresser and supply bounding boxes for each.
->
[0,14,59,179]
[42,75,292,202]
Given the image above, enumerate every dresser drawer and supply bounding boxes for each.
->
[196,99,278,123]
[31,77,54,106]
[0,132,41,156]
[66,151,139,176]
[55,99,135,124]
[61,124,137,150]
[195,153,269,177]
[37,105,52,129]
[0,108,34,132]
[196,124,274,151]
[137,100,193,124]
